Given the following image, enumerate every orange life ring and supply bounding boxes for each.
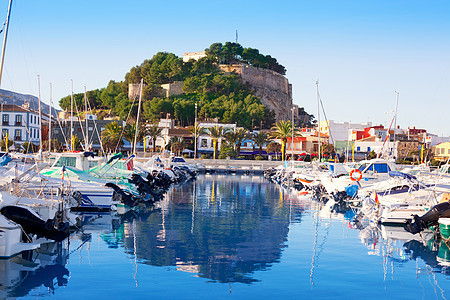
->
[350,169,362,182]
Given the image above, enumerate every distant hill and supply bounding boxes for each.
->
[0,89,59,117]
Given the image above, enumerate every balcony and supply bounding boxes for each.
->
[14,136,21,141]
[15,122,21,126]
[2,121,8,126]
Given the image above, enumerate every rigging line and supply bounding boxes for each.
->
[72,96,87,151]
[0,21,5,35]
[85,93,106,156]
[317,90,335,146]
[114,90,138,153]
[56,116,69,149]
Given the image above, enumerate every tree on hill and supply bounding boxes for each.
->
[205,42,286,75]
[142,98,174,123]
[297,107,316,128]
[125,52,187,85]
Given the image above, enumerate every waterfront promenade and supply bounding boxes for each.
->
[185,158,284,173]
[135,154,284,174]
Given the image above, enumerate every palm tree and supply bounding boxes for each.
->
[147,124,163,153]
[270,120,295,161]
[123,122,147,152]
[224,128,248,156]
[267,142,281,160]
[101,121,123,152]
[234,128,248,157]
[207,125,231,159]
[189,123,207,156]
[252,131,270,156]
[169,136,184,156]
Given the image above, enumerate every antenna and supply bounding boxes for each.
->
[235,30,238,43]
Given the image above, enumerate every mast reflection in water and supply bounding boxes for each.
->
[102,174,304,284]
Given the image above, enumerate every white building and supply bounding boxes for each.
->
[0,104,41,146]
[197,122,237,156]
[318,120,372,143]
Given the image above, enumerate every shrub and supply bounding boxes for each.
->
[255,155,264,160]
[201,154,208,159]
[430,159,441,167]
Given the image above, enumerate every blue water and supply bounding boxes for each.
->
[6,174,450,299]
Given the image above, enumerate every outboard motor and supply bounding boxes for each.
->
[105,182,139,208]
[1,205,70,242]
[405,201,450,234]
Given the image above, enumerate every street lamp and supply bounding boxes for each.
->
[194,103,198,159]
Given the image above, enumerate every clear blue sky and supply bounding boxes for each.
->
[2,0,449,135]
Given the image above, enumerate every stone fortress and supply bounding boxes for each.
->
[129,51,297,122]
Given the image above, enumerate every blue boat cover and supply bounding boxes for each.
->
[0,154,11,166]
[345,184,359,198]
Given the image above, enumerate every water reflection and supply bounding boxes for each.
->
[102,175,304,283]
[0,241,69,298]
[353,219,450,277]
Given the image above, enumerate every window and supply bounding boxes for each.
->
[2,114,8,126]
[367,147,371,152]
[357,146,360,151]
[372,163,390,173]
[15,115,22,126]
[201,139,208,147]
[14,129,21,141]
[1,129,8,139]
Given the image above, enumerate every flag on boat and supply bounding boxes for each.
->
[373,191,379,204]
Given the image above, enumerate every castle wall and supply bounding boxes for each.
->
[161,81,184,97]
[219,64,292,120]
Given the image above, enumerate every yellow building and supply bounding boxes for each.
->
[434,142,450,161]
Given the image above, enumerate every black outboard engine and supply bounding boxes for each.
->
[405,202,450,234]
[105,182,139,208]
[1,206,70,242]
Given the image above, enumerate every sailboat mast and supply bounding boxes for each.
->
[316,80,321,162]
[0,0,12,87]
[84,86,88,151]
[48,83,52,153]
[393,91,399,151]
[70,80,73,151]
[37,74,42,160]
[133,78,143,155]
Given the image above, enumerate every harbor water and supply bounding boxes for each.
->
[5,174,450,299]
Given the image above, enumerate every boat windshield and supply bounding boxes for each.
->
[358,163,369,172]
[53,156,77,168]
